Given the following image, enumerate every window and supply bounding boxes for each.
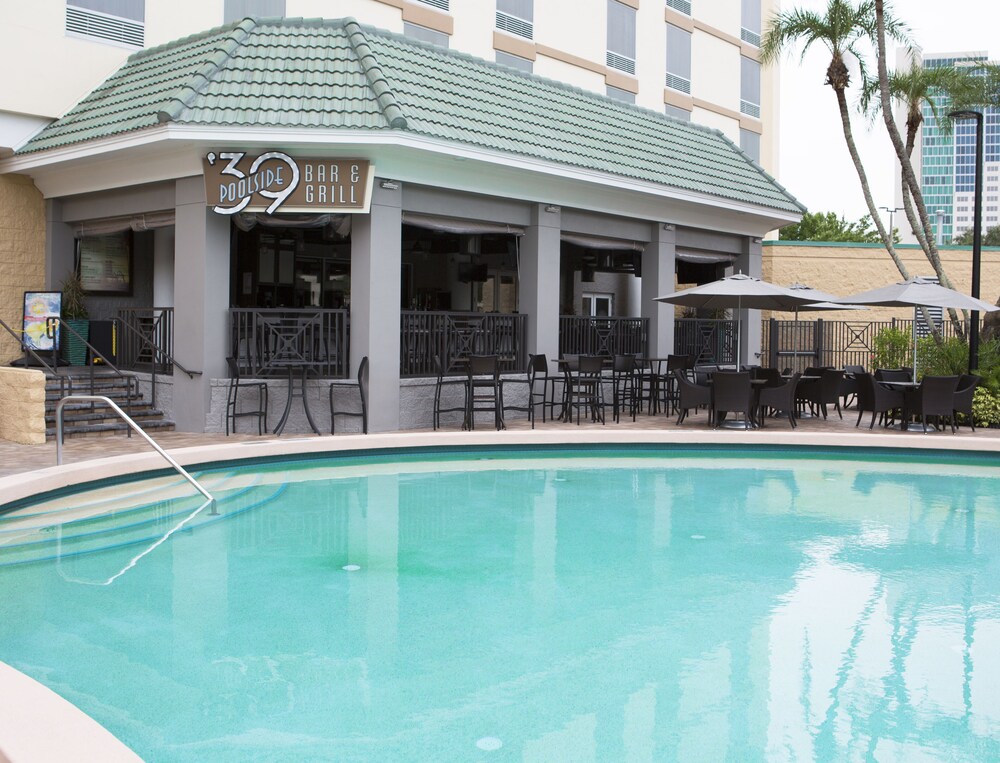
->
[665,0,691,14]
[740,56,761,118]
[607,0,636,75]
[741,0,761,46]
[665,23,691,94]
[66,0,144,47]
[607,85,636,104]
[582,293,613,317]
[664,104,691,121]
[403,22,449,48]
[224,0,285,23]
[740,128,760,162]
[415,0,449,10]
[496,0,533,39]
[496,51,532,73]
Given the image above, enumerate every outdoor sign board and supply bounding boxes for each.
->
[22,291,61,352]
[78,232,132,295]
[203,152,373,215]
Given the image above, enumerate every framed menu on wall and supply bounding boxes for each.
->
[78,231,133,295]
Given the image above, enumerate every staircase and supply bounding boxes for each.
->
[45,371,175,439]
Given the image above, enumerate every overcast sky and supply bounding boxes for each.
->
[776,0,1000,227]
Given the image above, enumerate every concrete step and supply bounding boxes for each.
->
[46,419,175,440]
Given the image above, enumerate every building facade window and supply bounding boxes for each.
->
[403,22,450,48]
[665,23,691,94]
[415,0,449,10]
[607,0,636,75]
[665,0,691,15]
[607,85,636,104]
[740,128,761,162]
[582,293,613,317]
[664,104,691,121]
[741,0,761,47]
[740,56,761,118]
[496,50,533,72]
[66,0,144,47]
[224,0,284,23]
[496,0,533,40]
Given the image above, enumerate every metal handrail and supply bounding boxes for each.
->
[112,312,200,410]
[55,395,214,503]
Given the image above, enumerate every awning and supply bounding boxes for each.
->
[73,210,175,236]
[675,248,736,264]
[402,212,524,236]
[560,232,643,251]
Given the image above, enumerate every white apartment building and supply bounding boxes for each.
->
[1,0,778,169]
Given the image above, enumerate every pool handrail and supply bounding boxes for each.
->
[55,395,214,503]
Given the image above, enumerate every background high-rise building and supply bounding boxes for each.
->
[894,49,1000,244]
[0,0,779,172]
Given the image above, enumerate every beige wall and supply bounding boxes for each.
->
[0,174,45,364]
[763,241,1000,321]
[0,367,46,445]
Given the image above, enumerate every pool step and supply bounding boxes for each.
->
[0,477,286,569]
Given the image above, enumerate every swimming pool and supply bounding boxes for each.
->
[1,445,999,762]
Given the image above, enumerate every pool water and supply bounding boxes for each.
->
[1,447,999,762]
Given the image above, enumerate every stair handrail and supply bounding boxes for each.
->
[0,315,73,398]
[112,312,200,411]
[57,320,136,432]
[56,395,213,503]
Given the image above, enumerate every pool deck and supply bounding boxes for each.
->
[0,405,998,763]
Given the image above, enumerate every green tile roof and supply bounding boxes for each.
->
[19,16,803,214]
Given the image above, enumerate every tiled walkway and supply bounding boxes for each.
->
[1,402,996,481]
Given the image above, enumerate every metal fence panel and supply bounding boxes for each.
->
[559,316,649,358]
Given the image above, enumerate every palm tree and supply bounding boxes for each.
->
[760,1,912,283]
[860,60,984,335]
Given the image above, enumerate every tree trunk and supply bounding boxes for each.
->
[873,1,966,337]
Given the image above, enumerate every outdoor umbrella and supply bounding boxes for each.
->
[783,283,866,320]
[832,276,1000,378]
[654,273,820,366]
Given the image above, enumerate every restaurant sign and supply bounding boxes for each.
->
[203,152,373,215]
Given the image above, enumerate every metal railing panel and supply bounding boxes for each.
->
[673,319,736,365]
[401,311,527,376]
[230,308,349,378]
[559,316,649,359]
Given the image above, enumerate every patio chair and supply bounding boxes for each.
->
[711,371,753,429]
[564,354,606,425]
[953,373,981,432]
[466,354,504,430]
[796,368,844,419]
[853,371,904,430]
[910,375,960,433]
[432,354,467,430]
[501,353,551,428]
[225,356,268,436]
[673,369,710,425]
[610,354,637,422]
[751,366,783,387]
[840,364,865,408]
[875,368,912,383]
[330,355,368,434]
[757,372,800,429]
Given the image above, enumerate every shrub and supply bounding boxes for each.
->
[972,387,1000,428]
[916,336,968,377]
[872,327,911,370]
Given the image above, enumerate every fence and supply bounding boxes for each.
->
[116,307,174,374]
[230,308,350,378]
[763,317,962,373]
[559,316,649,359]
[401,311,528,376]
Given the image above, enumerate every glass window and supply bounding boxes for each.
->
[665,23,691,93]
[496,50,533,73]
[497,0,532,20]
[740,128,760,162]
[740,56,761,118]
[607,0,636,74]
[607,85,636,104]
[66,0,144,46]
[224,0,285,23]
[741,0,761,46]
[403,22,450,48]
[664,104,691,121]
[70,0,143,20]
[496,0,533,38]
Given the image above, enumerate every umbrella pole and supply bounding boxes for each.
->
[912,306,918,380]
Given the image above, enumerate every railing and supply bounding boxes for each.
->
[401,311,528,376]
[559,316,649,359]
[55,395,214,503]
[762,317,962,373]
[116,307,174,374]
[673,319,737,365]
[230,308,350,378]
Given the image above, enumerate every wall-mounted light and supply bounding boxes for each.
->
[379,179,400,190]
[544,204,560,213]
[662,223,675,231]
[752,237,762,244]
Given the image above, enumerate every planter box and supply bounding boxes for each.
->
[61,319,90,366]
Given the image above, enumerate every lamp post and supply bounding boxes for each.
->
[949,109,983,373]
[879,206,903,240]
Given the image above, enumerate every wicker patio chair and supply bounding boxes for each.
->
[853,371,903,430]
[757,372,800,429]
[711,371,753,429]
[953,373,981,432]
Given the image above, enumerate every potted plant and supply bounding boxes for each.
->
[60,270,90,365]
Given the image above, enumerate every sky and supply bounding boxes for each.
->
[776,0,1000,226]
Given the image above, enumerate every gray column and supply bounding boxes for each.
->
[734,237,763,366]
[640,223,676,357]
[172,176,230,431]
[351,183,402,432]
[153,227,175,308]
[520,204,561,359]
[45,200,75,288]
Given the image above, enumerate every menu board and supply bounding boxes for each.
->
[79,232,132,295]
[22,291,61,351]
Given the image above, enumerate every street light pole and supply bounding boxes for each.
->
[879,205,903,240]
[949,109,984,373]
